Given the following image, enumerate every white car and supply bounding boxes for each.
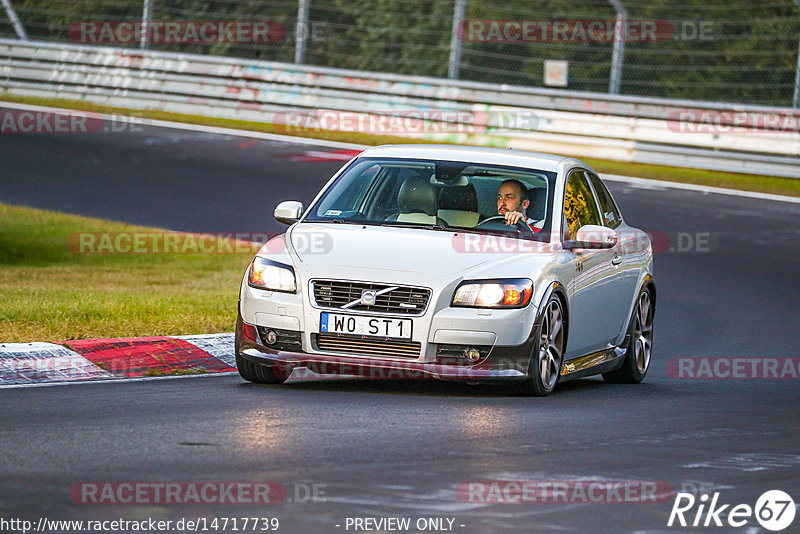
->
[236,145,655,395]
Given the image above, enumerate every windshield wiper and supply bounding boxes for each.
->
[380,222,530,236]
[303,217,360,224]
[380,222,452,232]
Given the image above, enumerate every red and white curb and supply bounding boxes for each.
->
[0,334,236,387]
[1,334,396,387]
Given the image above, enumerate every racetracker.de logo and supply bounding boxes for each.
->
[69,20,285,45]
[272,110,540,135]
[0,110,106,134]
[68,231,335,255]
[667,110,800,134]
[450,231,710,254]
[69,482,288,504]
[68,232,267,254]
[0,356,100,381]
[666,357,800,379]
[459,19,682,43]
[456,480,674,503]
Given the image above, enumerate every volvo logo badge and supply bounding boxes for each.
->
[360,290,377,305]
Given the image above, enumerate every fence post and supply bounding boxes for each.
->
[295,0,309,64]
[1,0,28,40]
[794,1,800,107]
[794,40,800,108]
[140,0,153,49]
[448,0,466,79]
[608,0,627,94]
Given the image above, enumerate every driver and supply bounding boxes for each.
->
[497,179,542,233]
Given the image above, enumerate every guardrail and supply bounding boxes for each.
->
[1,39,799,177]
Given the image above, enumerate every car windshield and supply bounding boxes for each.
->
[303,157,557,240]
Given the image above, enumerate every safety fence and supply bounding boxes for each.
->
[2,0,800,107]
[1,39,799,177]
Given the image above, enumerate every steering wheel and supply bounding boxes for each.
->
[475,215,536,235]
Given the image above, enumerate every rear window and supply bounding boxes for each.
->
[588,173,623,229]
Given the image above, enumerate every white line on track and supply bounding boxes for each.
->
[602,173,800,204]
[0,371,239,389]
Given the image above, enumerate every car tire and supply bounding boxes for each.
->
[234,322,288,384]
[235,351,287,384]
[512,295,565,396]
[603,287,654,384]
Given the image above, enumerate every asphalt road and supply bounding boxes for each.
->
[0,121,345,234]
[1,117,799,533]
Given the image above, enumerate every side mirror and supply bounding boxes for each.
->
[274,201,304,225]
[565,224,617,250]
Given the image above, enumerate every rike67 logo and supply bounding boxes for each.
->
[668,490,795,531]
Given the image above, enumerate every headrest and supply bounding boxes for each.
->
[527,187,547,220]
[398,177,438,216]
[439,184,478,212]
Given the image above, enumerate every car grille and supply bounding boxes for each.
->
[311,280,431,315]
[314,333,421,359]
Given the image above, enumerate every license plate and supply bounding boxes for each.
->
[320,312,412,339]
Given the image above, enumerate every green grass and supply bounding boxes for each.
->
[3,93,799,198]
[0,203,254,343]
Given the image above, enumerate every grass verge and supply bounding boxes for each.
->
[2,94,799,198]
[0,203,254,343]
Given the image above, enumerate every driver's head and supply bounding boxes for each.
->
[497,179,529,216]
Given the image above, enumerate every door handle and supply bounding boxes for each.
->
[611,253,623,266]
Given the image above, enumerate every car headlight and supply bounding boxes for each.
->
[452,278,533,308]
[247,257,296,293]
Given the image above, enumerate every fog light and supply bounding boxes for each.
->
[265,330,278,345]
[465,347,481,362]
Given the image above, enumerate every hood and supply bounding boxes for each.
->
[282,223,557,280]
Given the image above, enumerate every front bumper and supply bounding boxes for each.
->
[236,312,534,383]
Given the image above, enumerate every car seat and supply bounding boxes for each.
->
[438,184,480,227]
[392,177,444,225]
[527,187,547,221]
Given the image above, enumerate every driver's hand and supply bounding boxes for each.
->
[505,210,523,225]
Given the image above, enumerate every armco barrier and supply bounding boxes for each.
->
[1,39,799,177]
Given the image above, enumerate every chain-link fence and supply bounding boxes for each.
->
[2,0,800,107]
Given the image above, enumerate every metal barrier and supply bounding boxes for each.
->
[1,39,799,177]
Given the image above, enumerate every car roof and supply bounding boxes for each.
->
[358,144,579,173]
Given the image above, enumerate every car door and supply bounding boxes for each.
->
[587,171,641,341]
[562,170,620,357]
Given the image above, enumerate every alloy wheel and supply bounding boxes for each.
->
[538,299,565,391]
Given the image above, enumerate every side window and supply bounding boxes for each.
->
[564,171,601,237]
[588,173,623,229]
